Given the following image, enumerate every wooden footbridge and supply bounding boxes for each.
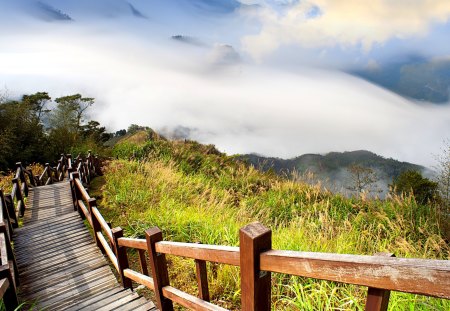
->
[1,154,449,310]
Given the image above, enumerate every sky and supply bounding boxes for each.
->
[0,0,449,167]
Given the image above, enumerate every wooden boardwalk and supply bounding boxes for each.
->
[13,181,156,310]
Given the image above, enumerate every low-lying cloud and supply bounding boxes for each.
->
[0,0,449,167]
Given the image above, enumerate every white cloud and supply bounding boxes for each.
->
[0,1,449,167]
[242,0,450,60]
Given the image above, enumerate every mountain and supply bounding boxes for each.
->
[352,56,450,104]
[240,150,428,195]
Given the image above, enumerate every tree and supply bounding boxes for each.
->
[80,120,111,143]
[22,92,51,121]
[391,170,438,205]
[0,99,48,169]
[346,164,379,194]
[54,94,94,132]
[48,94,94,154]
[434,140,450,207]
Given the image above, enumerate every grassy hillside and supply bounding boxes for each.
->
[240,151,428,196]
[91,130,449,310]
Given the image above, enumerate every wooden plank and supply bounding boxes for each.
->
[123,269,155,290]
[132,301,158,311]
[64,286,127,311]
[365,253,395,311]
[118,237,147,250]
[94,291,141,311]
[162,286,228,311]
[97,231,119,272]
[120,297,155,311]
[92,207,113,242]
[155,241,239,266]
[0,277,9,298]
[259,250,450,299]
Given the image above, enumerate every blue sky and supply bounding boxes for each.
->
[0,0,449,166]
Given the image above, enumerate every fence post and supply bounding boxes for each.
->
[88,198,105,254]
[15,162,28,197]
[0,222,19,287]
[0,265,18,311]
[45,163,52,184]
[12,178,25,217]
[112,227,132,289]
[365,253,395,311]
[0,190,14,235]
[4,195,18,229]
[195,259,210,302]
[67,154,73,174]
[145,227,173,311]
[69,172,80,213]
[240,222,272,311]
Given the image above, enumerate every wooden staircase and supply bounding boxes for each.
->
[14,182,156,310]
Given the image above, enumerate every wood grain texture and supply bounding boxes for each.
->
[14,181,156,310]
[239,222,272,311]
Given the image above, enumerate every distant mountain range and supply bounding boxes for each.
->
[240,150,430,195]
[353,56,450,104]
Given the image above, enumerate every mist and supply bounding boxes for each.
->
[1,0,449,167]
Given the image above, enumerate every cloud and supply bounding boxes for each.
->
[242,0,450,60]
[0,0,449,168]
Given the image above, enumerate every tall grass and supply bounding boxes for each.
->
[93,132,449,310]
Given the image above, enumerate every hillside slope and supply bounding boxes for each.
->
[91,130,449,310]
[241,150,428,195]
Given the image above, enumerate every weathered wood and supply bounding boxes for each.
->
[195,259,210,302]
[0,277,18,311]
[4,195,17,229]
[146,227,174,311]
[365,253,395,311]
[155,241,240,265]
[15,162,28,197]
[0,224,18,287]
[0,190,14,235]
[162,286,228,311]
[124,269,155,290]
[138,249,149,276]
[12,178,26,217]
[0,265,18,311]
[119,237,147,250]
[240,222,272,311]
[89,198,105,253]
[14,181,155,311]
[92,206,113,242]
[97,231,118,270]
[259,250,450,299]
[112,227,132,289]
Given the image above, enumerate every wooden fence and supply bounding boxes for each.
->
[1,153,450,310]
[0,151,99,310]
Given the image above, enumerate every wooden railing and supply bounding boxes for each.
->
[0,189,20,310]
[67,162,450,311]
[0,152,100,310]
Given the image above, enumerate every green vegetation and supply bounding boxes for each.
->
[85,130,450,310]
[391,170,438,205]
[0,91,112,171]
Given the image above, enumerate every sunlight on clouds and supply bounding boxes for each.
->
[242,0,450,60]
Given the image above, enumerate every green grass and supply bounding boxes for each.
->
[91,131,449,310]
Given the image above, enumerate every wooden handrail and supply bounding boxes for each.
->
[92,207,113,242]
